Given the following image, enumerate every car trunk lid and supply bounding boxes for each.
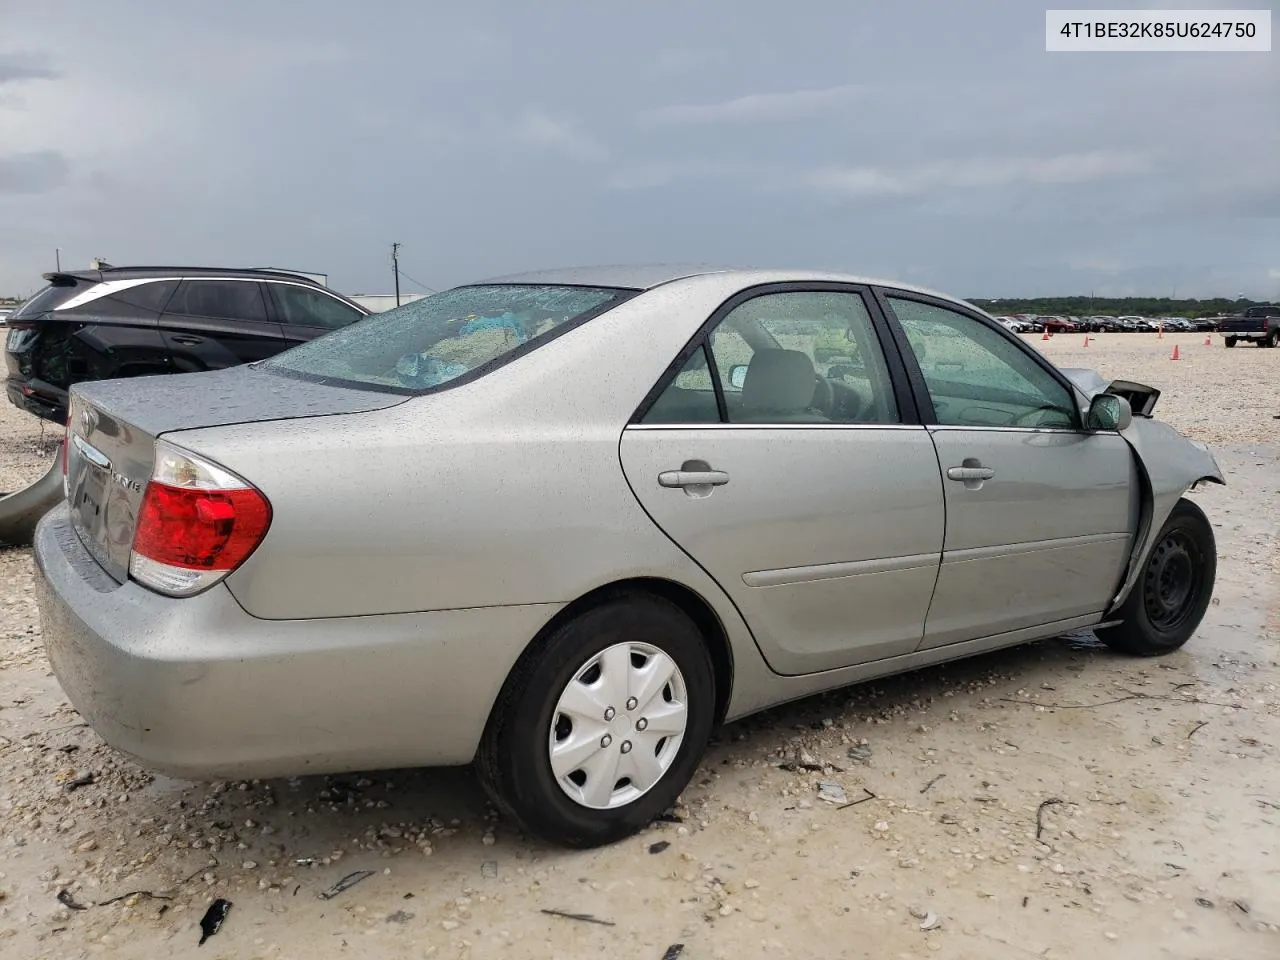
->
[66,364,409,583]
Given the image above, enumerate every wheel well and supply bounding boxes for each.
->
[527,578,735,726]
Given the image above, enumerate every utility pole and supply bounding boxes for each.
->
[55,248,61,271]
[391,242,401,307]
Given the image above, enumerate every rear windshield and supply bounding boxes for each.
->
[11,281,89,319]
[264,283,631,393]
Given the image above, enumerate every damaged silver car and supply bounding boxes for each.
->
[33,267,1222,848]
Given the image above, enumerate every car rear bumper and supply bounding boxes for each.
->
[33,504,560,780]
[5,378,67,423]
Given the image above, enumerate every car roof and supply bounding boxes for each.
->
[473,264,729,290]
[41,266,330,286]
[469,264,976,307]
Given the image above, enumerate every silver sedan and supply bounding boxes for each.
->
[34,266,1222,847]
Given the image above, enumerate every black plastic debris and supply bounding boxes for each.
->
[540,908,615,926]
[317,870,375,901]
[648,841,671,855]
[385,910,414,924]
[198,899,232,946]
[662,945,685,960]
[56,889,88,911]
[63,773,94,792]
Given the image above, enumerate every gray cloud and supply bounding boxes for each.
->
[0,151,70,194]
[510,110,607,161]
[0,53,58,85]
[809,152,1152,198]
[644,85,866,124]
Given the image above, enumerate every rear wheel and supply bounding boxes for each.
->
[1098,498,1215,656]
[477,593,715,848]
[1262,331,1278,348]
[1225,336,1237,348]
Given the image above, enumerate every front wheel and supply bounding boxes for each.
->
[1262,331,1278,348]
[1097,498,1216,656]
[476,594,716,848]
[1225,336,1237,348]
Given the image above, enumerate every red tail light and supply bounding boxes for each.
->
[128,441,271,597]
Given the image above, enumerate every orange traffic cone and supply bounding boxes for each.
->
[1204,336,1211,346]
[1158,325,1164,339]
[1082,334,1090,347]
[1041,329,1051,341]
[1170,344,1181,360]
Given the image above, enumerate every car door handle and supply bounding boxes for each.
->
[658,470,730,488]
[169,335,204,345]
[946,466,995,481]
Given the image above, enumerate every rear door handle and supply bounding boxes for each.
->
[659,470,730,488]
[169,335,204,345]
[946,466,995,481]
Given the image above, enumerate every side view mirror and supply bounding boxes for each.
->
[1086,393,1132,431]
[727,364,748,390]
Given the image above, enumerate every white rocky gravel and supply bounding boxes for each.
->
[0,332,1277,960]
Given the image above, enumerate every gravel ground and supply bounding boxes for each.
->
[0,332,1277,960]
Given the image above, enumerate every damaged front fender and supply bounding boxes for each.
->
[1107,416,1224,614]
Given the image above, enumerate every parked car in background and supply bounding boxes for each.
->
[1218,304,1280,348]
[34,265,1223,849]
[1039,316,1079,333]
[5,266,370,423]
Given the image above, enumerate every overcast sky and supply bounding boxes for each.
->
[1,0,1276,300]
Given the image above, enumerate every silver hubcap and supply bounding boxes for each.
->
[548,641,689,810]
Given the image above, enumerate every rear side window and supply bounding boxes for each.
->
[268,283,365,330]
[72,280,179,317]
[167,280,267,322]
[11,282,86,319]
[265,283,630,393]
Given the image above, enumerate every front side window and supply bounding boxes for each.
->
[265,283,630,393]
[645,290,899,425]
[167,280,267,323]
[885,296,1078,429]
[269,284,365,330]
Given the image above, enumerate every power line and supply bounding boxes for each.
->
[396,269,437,294]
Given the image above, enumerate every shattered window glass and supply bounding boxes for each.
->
[264,284,630,393]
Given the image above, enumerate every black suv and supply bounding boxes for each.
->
[4,266,370,423]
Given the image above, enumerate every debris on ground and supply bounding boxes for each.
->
[481,860,498,878]
[661,945,685,960]
[817,781,848,804]
[540,908,616,926]
[316,869,375,901]
[649,840,671,854]
[56,889,88,911]
[1035,797,1065,839]
[846,743,872,763]
[197,898,232,945]
[385,910,414,924]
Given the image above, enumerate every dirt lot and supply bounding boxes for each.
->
[1,331,1277,960]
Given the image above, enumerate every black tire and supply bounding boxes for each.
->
[476,593,716,848]
[1097,498,1216,657]
[1262,332,1278,348]
[1225,336,1237,348]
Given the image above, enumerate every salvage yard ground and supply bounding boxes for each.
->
[1,331,1278,960]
